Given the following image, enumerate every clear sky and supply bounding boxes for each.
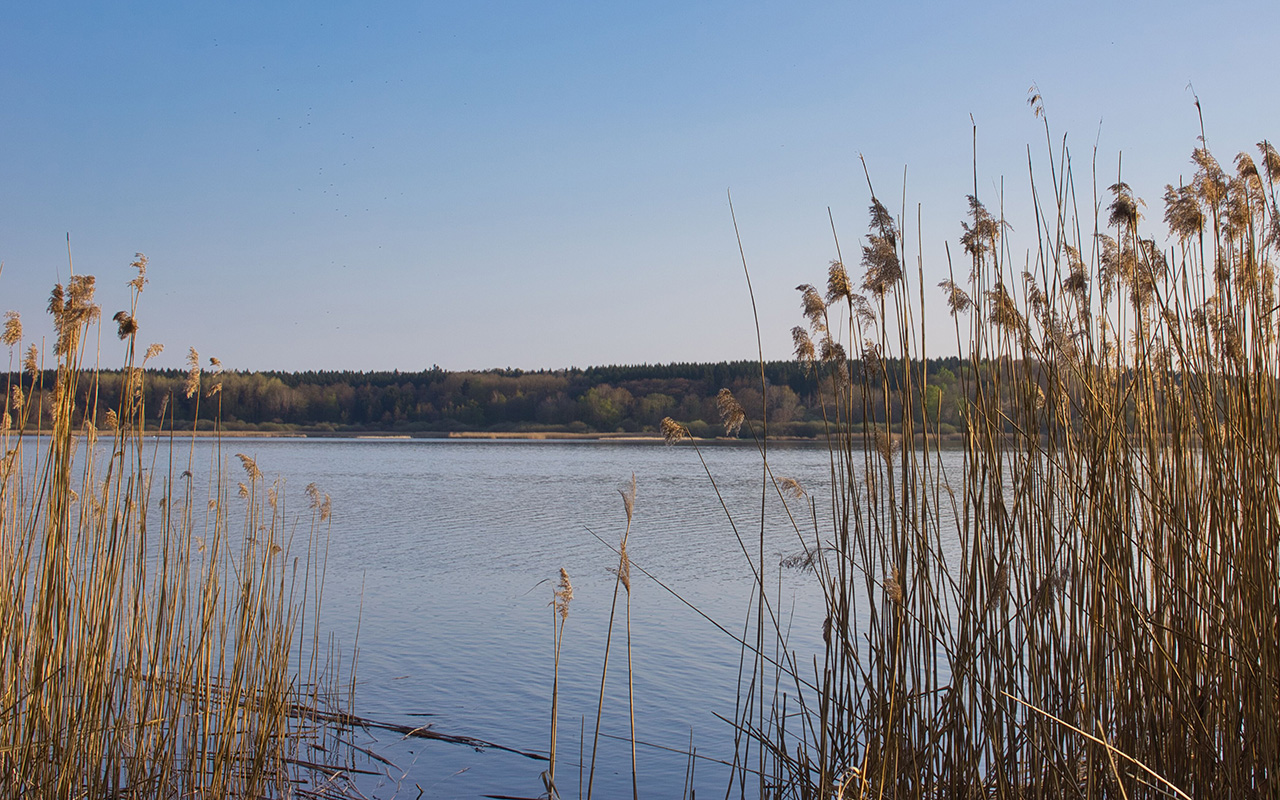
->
[2,1,1277,372]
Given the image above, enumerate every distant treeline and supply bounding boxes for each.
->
[5,359,976,437]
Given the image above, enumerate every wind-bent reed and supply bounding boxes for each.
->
[674,109,1278,799]
[0,257,355,798]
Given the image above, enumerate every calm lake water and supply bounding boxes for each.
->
[58,436,964,798]
[257,437,859,799]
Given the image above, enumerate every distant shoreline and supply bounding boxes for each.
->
[10,428,967,447]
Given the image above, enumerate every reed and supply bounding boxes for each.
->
[0,258,357,798]
[586,474,639,800]
[681,109,1278,798]
[545,567,573,798]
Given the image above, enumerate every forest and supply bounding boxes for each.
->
[5,357,972,437]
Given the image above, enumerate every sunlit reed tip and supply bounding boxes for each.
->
[780,477,805,500]
[619,473,636,524]
[660,417,690,445]
[235,453,262,482]
[716,389,745,437]
[128,253,148,292]
[796,284,827,332]
[2,311,20,347]
[826,260,853,306]
[183,348,201,398]
[554,568,573,619]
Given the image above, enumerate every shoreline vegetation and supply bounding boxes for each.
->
[2,357,972,440]
[636,118,1279,797]
[0,262,379,797]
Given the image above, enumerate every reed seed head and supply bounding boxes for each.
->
[619,473,636,524]
[716,388,745,436]
[826,260,854,306]
[1027,84,1044,118]
[960,195,1004,262]
[1107,181,1143,229]
[796,284,827,331]
[821,336,847,366]
[1258,140,1280,184]
[780,476,806,499]
[1163,183,1205,241]
[660,416,690,444]
[860,233,901,296]
[112,311,137,341]
[991,562,1009,595]
[874,429,897,465]
[128,253,148,291]
[1235,151,1261,188]
[48,276,100,357]
[184,348,201,398]
[792,326,817,367]
[860,341,882,380]
[2,311,20,347]
[885,567,903,604]
[144,343,164,362]
[554,568,573,619]
[1192,147,1228,206]
[235,453,262,482]
[780,545,821,573]
[938,279,973,316]
[23,344,37,374]
[47,284,64,318]
[850,293,876,326]
[867,197,896,242]
[986,283,1025,332]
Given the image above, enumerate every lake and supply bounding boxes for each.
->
[75,436,964,799]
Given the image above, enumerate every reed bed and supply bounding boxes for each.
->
[1,259,358,798]
[671,114,1279,799]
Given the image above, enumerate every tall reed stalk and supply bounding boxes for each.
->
[545,567,573,798]
[0,257,355,797]
[586,474,639,800]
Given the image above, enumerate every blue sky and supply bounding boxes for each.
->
[2,1,1277,371]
